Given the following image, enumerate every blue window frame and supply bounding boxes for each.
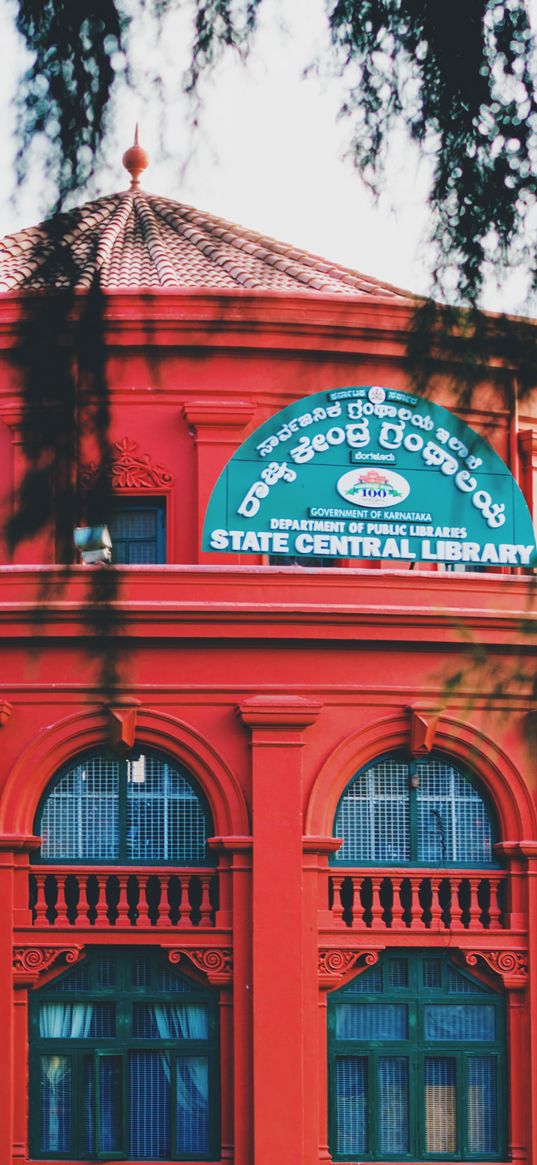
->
[30,948,220,1161]
[108,498,166,564]
[328,951,505,1161]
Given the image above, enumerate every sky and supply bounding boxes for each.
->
[0,0,536,315]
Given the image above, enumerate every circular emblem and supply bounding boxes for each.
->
[337,467,411,507]
[368,386,386,404]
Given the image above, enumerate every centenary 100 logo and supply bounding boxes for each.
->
[337,468,411,507]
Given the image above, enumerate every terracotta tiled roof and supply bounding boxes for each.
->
[0,188,414,298]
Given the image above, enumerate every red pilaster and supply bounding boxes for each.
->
[302,838,340,1164]
[209,836,254,1165]
[239,696,321,1165]
[183,399,254,563]
[0,854,15,1162]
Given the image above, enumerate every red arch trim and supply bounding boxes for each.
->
[305,712,536,844]
[0,707,249,839]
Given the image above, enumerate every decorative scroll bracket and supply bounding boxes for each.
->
[465,950,529,991]
[167,948,233,986]
[407,702,444,757]
[318,949,383,991]
[13,945,84,988]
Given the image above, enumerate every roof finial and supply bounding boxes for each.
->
[122,124,149,190]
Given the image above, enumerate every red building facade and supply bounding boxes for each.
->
[0,151,536,1165]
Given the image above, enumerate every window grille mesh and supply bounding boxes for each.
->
[335,1056,368,1156]
[41,756,120,860]
[344,963,383,993]
[83,1056,94,1155]
[335,1003,407,1041]
[423,958,442,988]
[334,754,493,866]
[110,510,157,540]
[447,965,486,994]
[157,966,191,993]
[425,1057,457,1154]
[130,1051,171,1160]
[424,1004,495,1042]
[389,958,409,988]
[95,957,115,988]
[132,955,152,987]
[176,1057,209,1156]
[39,751,208,863]
[467,1057,497,1153]
[98,1056,122,1153]
[50,963,90,992]
[378,1057,409,1154]
[416,758,492,863]
[126,755,207,863]
[335,760,409,863]
[40,1055,71,1153]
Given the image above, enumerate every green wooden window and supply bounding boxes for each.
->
[109,499,166,565]
[35,748,214,865]
[328,951,505,1161]
[333,752,496,866]
[30,948,220,1161]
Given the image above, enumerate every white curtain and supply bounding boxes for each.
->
[150,1004,208,1110]
[39,1002,94,1039]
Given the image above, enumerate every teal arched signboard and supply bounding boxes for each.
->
[202,386,537,566]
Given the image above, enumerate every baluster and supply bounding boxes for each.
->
[54,875,69,927]
[175,874,188,928]
[370,875,383,929]
[429,877,443,931]
[390,874,406,931]
[199,874,213,927]
[95,874,109,926]
[449,876,465,930]
[34,873,48,926]
[136,873,151,927]
[331,875,346,927]
[116,874,130,927]
[467,877,482,929]
[488,875,502,930]
[409,876,426,930]
[157,874,172,929]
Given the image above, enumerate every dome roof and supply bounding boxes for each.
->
[0,186,413,299]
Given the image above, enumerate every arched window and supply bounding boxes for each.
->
[333,753,496,866]
[35,749,213,864]
[30,948,219,1160]
[328,951,505,1161]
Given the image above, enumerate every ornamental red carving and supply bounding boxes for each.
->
[81,437,173,491]
[318,949,381,988]
[13,945,83,984]
[168,948,233,984]
[465,950,528,989]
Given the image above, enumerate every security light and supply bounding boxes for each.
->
[74,525,112,565]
